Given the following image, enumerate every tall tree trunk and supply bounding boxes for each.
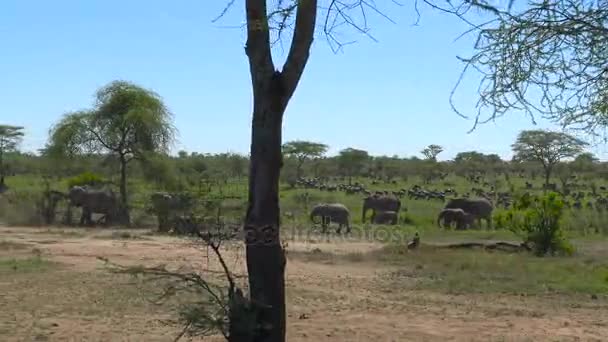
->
[296,161,303,180]
[0,149,5,187]
[119,155,130,225]
[243,85,286,342]
[242,1,317,341]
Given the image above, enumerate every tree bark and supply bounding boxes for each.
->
[242,1,317,341]
[119,155,130,225]
[243,84,287,342]
[544,167,551,192]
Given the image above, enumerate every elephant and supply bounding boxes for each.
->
[443,197,494,228]
[362,195,402,223]
[310,203,351,234]
[437,208,471,230]
[68,186,119,226]
[372,210,398,225]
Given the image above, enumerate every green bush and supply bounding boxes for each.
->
[67,171,106,189]
[496,192,574,256]
[0,190,46,226]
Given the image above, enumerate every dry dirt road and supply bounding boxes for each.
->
[1,226,606,341]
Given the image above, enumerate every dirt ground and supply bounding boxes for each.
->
[1,226,607,341]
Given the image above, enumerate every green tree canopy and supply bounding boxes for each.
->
[282,140,328,178]
[47,80,176,223]
[0,125,25,187]
[337,147,369,184]
[421,144,444,161]
[512,130,587,187]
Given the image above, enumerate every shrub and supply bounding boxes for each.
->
[67,171,106,189]
[497,192,574,256]
[0,190,46,226]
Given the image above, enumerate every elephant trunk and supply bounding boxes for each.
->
[437,211,443,228]
[310,209,321,225]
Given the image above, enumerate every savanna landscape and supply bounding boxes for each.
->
[3,0,608,341]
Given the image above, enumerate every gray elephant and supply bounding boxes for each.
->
[68,186,119,226]
[310,203,351,234]
[372,210,398,225]
[437,208,470,230]
[443,197,494,228]
[362,195,402,223]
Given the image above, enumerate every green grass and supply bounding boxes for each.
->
[288,238,608,297]
[0,254,55,273]
[376,245,608,296]
[5,172,608,237]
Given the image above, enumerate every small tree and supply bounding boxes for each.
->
[47,81,176,224]
[511,130,587,188]
[337,148,369,185]
[282,140,328,179]
[494,192,574,256]
[571,152,598,174]
[0,125,25,188]
[421,144,443,161]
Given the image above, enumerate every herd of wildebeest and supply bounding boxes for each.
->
[22,169,608,237]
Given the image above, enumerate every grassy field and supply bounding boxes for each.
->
[1,226,607,341]
[1,173,608,340]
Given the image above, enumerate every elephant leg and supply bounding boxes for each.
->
[79,208,89,226]
[81,208,92,226]
[321,216,328,234]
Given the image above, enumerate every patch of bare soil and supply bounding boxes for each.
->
[0,226,606,341]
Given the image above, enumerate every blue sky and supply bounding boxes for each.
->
[1,1,604,160]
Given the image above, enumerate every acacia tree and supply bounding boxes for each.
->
[421,144,444,161]
[0,125,25,188]
[571,152,599,174]
[282,140,328,179]
[337,147,369,184]
[450,0,608,137]
[512,130,587,188]
[48,81,176,224]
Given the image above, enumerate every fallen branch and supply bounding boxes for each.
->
[431,241,532,253]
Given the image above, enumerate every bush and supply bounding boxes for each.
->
[67,171,106,189]
[495,192,574,256]
[0,190,46,226]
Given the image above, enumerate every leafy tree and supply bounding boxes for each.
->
[421,144,443,161]
[337,148,369,185]
[177,150,188,158]
[454,0,608,137]
[282,140,328,179]
[571,152,599,174]
[554,162,574,191]
[494,192,574,256]
[511,130,587,188]
[140,154,178,190]
[0,125,24,188]
[47,81,176,224]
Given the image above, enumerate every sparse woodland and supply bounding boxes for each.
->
[4,0,608,340]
